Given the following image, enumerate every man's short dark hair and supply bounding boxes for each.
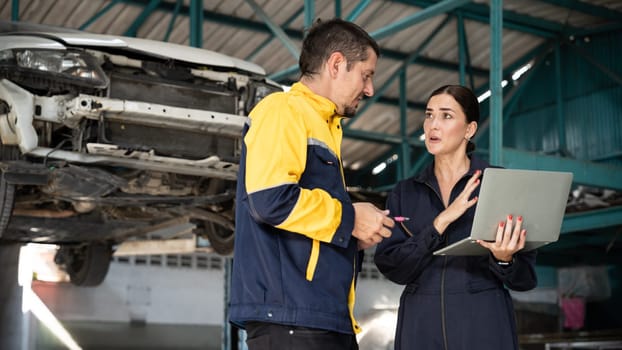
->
[299,18,380,78]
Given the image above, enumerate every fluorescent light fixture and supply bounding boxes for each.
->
[350,161,363,170]
[372,162,387,175]
[372,153,400,175]
[512,62,532,81]
[477,61,533,104]
[477,80,508,103]
[478,90,491,103]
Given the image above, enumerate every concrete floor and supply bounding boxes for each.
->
[35,321,222,350]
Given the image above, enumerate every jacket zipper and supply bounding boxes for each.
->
[441,255,449,350]
[331,114,348,189]
[326,113,361,332]
[424,181,449,350]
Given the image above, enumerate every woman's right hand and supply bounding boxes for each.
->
[478,214,526,262]
[433,169,481,234]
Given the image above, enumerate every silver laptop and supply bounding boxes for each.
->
[433,168,573,256]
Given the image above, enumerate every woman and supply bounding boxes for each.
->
[374,85,537,350]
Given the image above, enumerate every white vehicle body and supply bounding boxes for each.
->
[0,21,280,285]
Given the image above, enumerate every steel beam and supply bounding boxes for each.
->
[245,0,300,59]
[489,0,503,166]
[125,0,161,37]
[345,15,452,128]
[343,129,424,147]
[80,0,122,30]
[399,70,409,180]
[568,43,622,86]
[539,0,622,22]
[554,43,567,154]
[562,207,622,233]
[246,8,303,61]
[11,0,19,21]
[304,0,315,29]
[502,148,622,191]
[392,0,580,37]
[163,0,183,42]
[189,0,203,48]
[346,0,372,21]
[370,0,471,41]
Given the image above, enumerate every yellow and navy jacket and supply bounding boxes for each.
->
[229,82,362,334]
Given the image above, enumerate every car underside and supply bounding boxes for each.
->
[0,29,280,285]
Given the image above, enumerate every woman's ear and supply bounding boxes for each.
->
[467,121,478,139]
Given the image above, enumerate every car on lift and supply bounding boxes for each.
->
[0,21,281,286]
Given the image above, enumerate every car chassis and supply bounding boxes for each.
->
[0,25,280,286]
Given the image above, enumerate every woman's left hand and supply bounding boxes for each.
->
[477,215,526,262]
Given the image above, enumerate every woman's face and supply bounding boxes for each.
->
[423,93,476,156]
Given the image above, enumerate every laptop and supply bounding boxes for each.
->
[433,168,573,256]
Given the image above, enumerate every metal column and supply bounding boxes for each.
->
[489,0,504,166]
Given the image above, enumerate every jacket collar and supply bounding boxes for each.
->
[414,155,490,184]
[290,82,339,122]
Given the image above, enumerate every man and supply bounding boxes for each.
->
[229,18,394,350]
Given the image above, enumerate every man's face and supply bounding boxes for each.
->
[334,47,377,118]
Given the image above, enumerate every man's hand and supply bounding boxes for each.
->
[352,202,394,250]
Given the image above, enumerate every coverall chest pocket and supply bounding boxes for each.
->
[301,146,342,191]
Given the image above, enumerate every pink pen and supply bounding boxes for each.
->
[393,216,410,222]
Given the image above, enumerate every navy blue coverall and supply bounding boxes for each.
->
[374,156,537,350]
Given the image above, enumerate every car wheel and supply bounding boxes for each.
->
[202,221,235,255]
[194,179,235,255]
[55,242,113,287]
[0,144,20,238]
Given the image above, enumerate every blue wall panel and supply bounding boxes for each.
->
[505,30,622,166]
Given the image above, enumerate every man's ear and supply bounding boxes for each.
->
[326,51,346,78]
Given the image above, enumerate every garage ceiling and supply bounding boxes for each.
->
[2,0,620,173]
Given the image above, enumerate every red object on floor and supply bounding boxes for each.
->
[561,297,585,330]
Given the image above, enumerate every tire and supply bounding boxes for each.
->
[195,178,235,255]
[203,221,235,255]
[0,145,20,238]
[0,172,15,238]
[55,242,113,287]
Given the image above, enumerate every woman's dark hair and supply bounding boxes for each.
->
[427,85,480,154]
[299,18,380,78]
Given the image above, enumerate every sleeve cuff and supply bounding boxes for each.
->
[331,202,354,248]
[489,254,516,275]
